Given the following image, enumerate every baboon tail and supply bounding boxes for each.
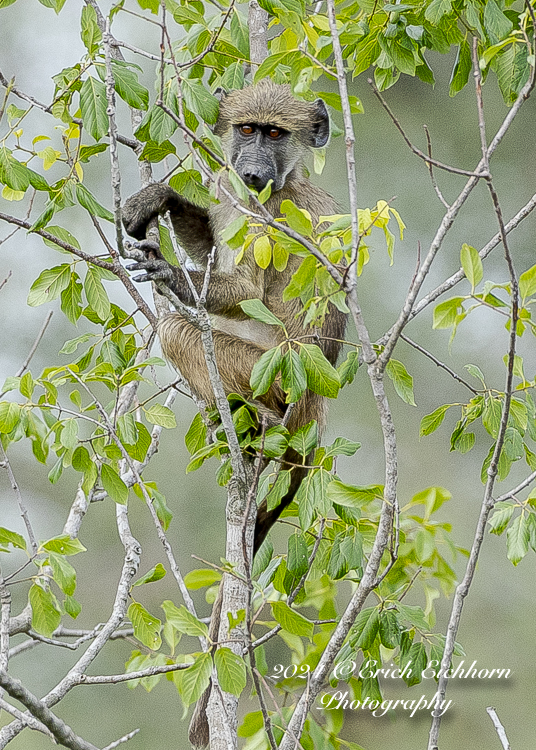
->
[253,449,312,554]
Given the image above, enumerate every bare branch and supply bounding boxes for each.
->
[0,442,38,553]
[486,706,511,750]
[0,670,99,750]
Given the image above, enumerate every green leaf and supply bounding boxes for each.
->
[323,437,361,458]
[64,595,82,619]
[386,359,416,406]
[80,5,102,55]
[84,265,111,320]
[182,79,219,125]
[519,264,536,300]
[420,404,452,436]
[265,470,292,511]
[221,62,245,91]
[425,0,452,25]
[133,563,167,586]
[250,346,283,398]
[379,610,400,649]
[449,41,472,97]
[488,502,515,535]
[287,532,309,577]
[42,536,86,555]
[185,412,207,454]
[460,243,483,288]
[327,481,383,507]
[111,62,149,110]
[289,420,318,457]
[299,344,340,398]
[433,297,464,329]
[215,648,247,696]
[161,601,209,637]
[281,199,313,237]
[128,602,162,650]
[281,349,307,403]
[144,404,177,428]
[75,183,114,222]
[338,350,359,387]
[101,464,129,504]
[271,601,314,638]
[0,527,27,551]
[0,402,21,433]
[30,584,62,636]
[175,652,212,707]
[356,608,380,650]
[506,514,529,566]
[183,569,222,590]
[80,76,108,141]
[484,0,513,42]
[49,552,77,595]
[0,148,30,192]
[28,265,71,306]
[317,91,363,114]
[61,273,83,324]
[239,299,285,327]
[253,235,272,269]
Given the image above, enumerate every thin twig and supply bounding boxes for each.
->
[424,125,450,208]
[0,443,38,553]
[400,335,479,394]
[486,706,511,750]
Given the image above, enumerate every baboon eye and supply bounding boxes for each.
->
[268,127,281,138]
[240,125,254,135]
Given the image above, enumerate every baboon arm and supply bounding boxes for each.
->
[122,183,213,264]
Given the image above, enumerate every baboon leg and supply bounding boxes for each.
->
[158,313,285,423]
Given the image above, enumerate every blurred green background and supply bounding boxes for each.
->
[1,1,535,748]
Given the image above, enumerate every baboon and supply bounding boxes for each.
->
[122,79,347,552]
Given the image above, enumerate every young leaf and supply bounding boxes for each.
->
[80,76,108,141]
[250,346,283,398]
[460,243,483,289]
[161,601,209,637]
[133,563,167,587]
[27,265,71,307]
[29,584,61,637]
[175,652,212,706]
[420,404,453,436]
[506,514,529,566]
[43,536,86,555]
[144,404,177,428]
[215,648,247,696]
[386,359,416,406]
[183,569,221,590]
[271,601,314,638]
[0,527,27,551]
[299,343,340,398]
[239,299,285,327]
[49,552,77,596]
[101,464,129,505]
[281,349,307,403]
[128,601,162,650]
[289,420,318,457]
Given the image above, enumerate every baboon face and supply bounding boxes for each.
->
[230,122,296,192]
[214,80,331,193]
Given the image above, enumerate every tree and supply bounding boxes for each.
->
[1,0,535,749]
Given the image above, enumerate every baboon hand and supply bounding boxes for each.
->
[126,256,174,285]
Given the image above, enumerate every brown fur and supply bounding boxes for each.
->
[123,80,347,549]
[123,82,348,750]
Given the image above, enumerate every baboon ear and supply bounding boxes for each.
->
[308,99,330,148]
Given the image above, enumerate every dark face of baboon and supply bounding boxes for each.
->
[214,79,330,191]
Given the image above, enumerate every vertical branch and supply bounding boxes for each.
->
[104,20,124,259]
[248,1,269,72]
[427,37,521,750]
[325,0,359,273]
[279,6,399,749]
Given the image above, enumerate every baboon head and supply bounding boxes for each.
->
[214,79,330,192]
